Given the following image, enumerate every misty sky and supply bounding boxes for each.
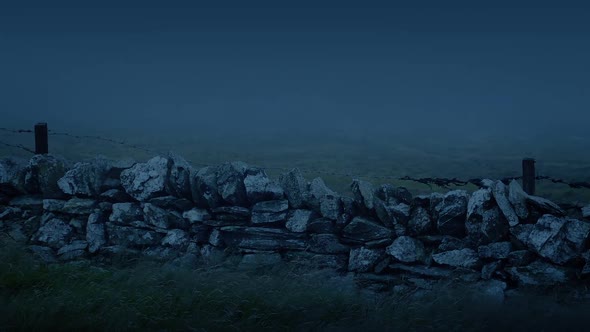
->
[1,1,589,140]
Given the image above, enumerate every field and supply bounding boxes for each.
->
[2,128,589,204]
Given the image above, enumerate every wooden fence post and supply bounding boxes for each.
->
[522,158,535,195]
[34,123,48,154]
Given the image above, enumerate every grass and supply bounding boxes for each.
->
[1,235,590,331]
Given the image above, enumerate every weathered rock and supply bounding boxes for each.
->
[28,245,57,263]
[182,208,212,224]
[320,194,342,220]
[348,247,384,272]
[307,218,335,234]
[61,198,98,215]
[243,168,284,204]
[506,250,535,267]
[526,215,590,265]
[165,152,193,199]
[86,212,107,254]
[238,253,282,270]
[432,248,480,269]
[24,154,70,198]
[109,203,143,224]
[278,168,309,209]
[190,224,212,243]
[527,195,565,217]
[32,217,73,249]
[190,165,222,208]
[57,157,110,197]
[161,229,189,248]
[208,228,223,246]
[285,209,315,233]
[407,206,432,236]
[478,242,512,260]
[507,261,571,286]
[106,224,164,248]
[57,240,88,260]
[120,156,169,201]
[508,180,529,219]
[148,196,194,211]
[337,196,357,228]
[100,189,133,203]
[386,236,426,263]
[434,190,468,237]
[481,261,501,280]
[388,263,453,279]
[374,198,411,226]
[351,179,374,211]
[465,205,508,245]
[251,200,289,224]
[582,251,590,276]
[342,217,393,243]
[142,203,187,229]
[466,188,493,218]
[0,157,28,197]
[509,224,534,246]
[492,181,520,227]
[308,177,335,211]
[216,162,249,207]
[219,226,307,251]
[308,234,350,254]
[211,206,251,220]
[42,199,66,212]
[583,205,590,219]
[375,184,412,205]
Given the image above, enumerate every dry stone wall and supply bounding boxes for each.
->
[2,153,590,297]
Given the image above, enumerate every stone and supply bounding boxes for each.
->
[320,194,342,220]
[526,215,590,265]
[165,152,193,199]
[219,226,307,251]
[478,242,512,259]
[582,251,590,276]
[208,229,223,246]
[251,200,289,224]
[57,157,110,197]
[243,168,284,204]
[120,156,169,201]
[238,253,282,270]
[42,199,66,212]
[507,261,571,286]
[481,261,502,280]
[99,189,133,203]
[342,217,393,243]
[190,165,223,208]
[161,229,189,248]
[407,206,432,236]
[510,224,534,246]
[465,205,508,245]
[0,157,28,196]
[307,218,335,234]
[148,196,194,211]
[374,199,411,226]
[211,206,251,220]
[432,248,480,269]
[28,245,57,263]
[583,205,590,219]
[308,177,335,211]
[351,179,374,211]
[285,209,315,233]
[86,212,107,254]
[527,195,565,217]
[109,202,143,224]
[375,184,412,205]
[61,198,98,215]
[284,252,348,270]
[278,168,309,209]
[142,203,187,229]
[182,208,212,224]
[57,240,88,256]
[506,250,535,267]
[308,234,350,254]
[106,224,164,248]
[492,180,520,227]
[10,196,44,212]
[508,180,529,219]
[348,247,384,272]
[24,154,70,198]
[437,236,466,251]
[434,190,469,237]
[466,188,494,218]
[386,236,426,263]
[216,161,249,207]
[388,263,453,279]
[32,217,73,249]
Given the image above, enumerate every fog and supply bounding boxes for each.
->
[1,2,589,153]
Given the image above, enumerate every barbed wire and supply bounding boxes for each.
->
[1,126,590,191]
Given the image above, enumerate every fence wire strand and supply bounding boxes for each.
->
[1,126,590,191]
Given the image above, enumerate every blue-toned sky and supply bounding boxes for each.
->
[1,1,589,140]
